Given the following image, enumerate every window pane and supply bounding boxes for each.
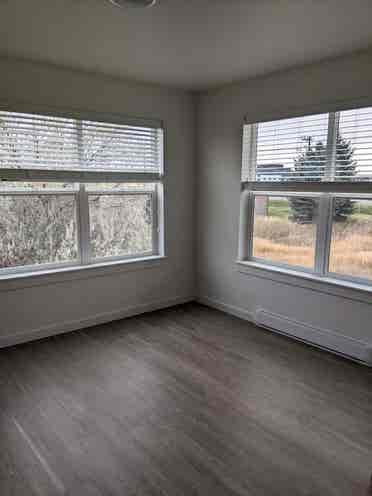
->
[0,194,78,269]
[246,113,329,182]
[329,198,372,280]
[88,193,153,259]
[337,107,372,181]
[252,195,318,269]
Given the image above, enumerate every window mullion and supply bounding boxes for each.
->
[156,182,165,257]
[324,111,340,181]
[151,188,159,256]
[77,184,91,265]
[314,194,332,275]
[322,195,333,277]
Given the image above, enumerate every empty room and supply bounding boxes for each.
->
[1,1,372,494]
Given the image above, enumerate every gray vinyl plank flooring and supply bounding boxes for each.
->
[0,302,371,495]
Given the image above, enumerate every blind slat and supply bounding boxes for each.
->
[0,126,158,143]
[0,113,158,134]
[242,106,372,183]
[0,110,163,176]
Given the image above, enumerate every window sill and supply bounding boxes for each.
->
[0,255,167,292]
[236,260,372,305]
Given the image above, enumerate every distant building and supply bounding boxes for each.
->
[256,163,290,182]
[353,174,372,182]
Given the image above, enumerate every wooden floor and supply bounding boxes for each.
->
[0,303,371,496]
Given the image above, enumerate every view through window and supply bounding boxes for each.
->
[252,195,318,270]
[241,105,372,284]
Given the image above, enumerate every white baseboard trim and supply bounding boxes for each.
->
[197,295,372,366]
[255,308,372,366]
[1,295,194,349]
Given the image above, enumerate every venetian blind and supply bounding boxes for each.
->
[0,110,163,175]
[242,106,372,183]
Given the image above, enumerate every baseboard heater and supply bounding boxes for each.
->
[255,308,372,366]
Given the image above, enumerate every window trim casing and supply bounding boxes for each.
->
[0,102,166,278]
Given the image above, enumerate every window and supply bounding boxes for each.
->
[0,109,164,275]
[240,104,372,286]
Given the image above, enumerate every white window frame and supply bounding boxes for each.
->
[238,104,372,290]
[0,104,165,278]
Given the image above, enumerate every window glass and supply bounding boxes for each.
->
[0,194,78,269]
[329,198,372,280]
[252,195,318,269]
[88,193,153,259]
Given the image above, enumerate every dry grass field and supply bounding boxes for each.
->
[328,221,372,278]
[253,199,372,280]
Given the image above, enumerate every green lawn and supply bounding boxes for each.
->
[351,202,372,221]
[268,199,290,219]
[267,198,372,222]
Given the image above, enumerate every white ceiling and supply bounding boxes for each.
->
[1,0,372,91]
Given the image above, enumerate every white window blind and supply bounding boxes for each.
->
[0,111,163,176]
[0,106,165,275]
[242,106,372,183]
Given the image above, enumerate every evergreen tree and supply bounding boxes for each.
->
[332,135,356,222]
[289,135,356,223]
[292,136,326,182]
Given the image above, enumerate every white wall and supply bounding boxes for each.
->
[2,50,372,361]
[0,58,196,345]
[196,50,372,362]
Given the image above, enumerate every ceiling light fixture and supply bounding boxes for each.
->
[108,0,157,8]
